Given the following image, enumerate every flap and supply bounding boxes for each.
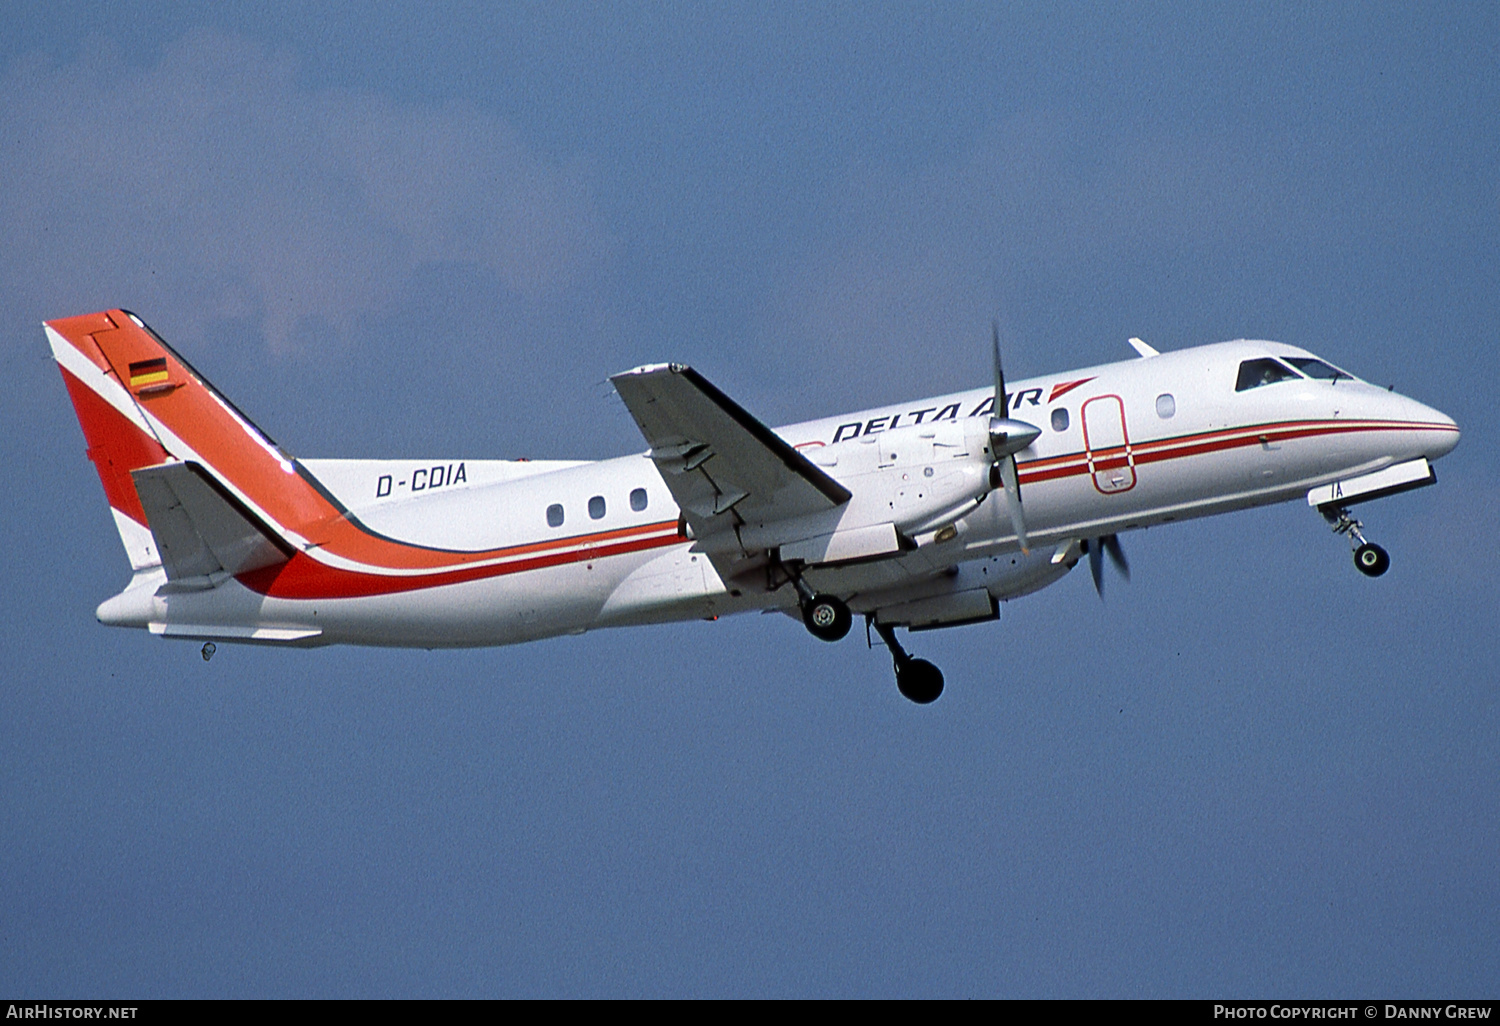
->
[611,364,851,543]
[131,461,294,581]
[779,522,902,566]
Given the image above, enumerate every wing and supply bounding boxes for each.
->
[610,364,851,543]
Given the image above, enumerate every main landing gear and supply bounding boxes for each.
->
[783,565,940,703]
[792,576,852,642]
[871,619,944,704]
[1324,506,1390,578]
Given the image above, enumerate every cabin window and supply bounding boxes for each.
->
[1284,357,1352,381]
[1235,358,1301,392]
[1051,408,1069,432]
[588,495,606,520]
[630,487,648,512]
[546,503,564,528]
[1156,393,1176,418]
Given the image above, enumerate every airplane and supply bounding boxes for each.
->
[46,309,1459,704]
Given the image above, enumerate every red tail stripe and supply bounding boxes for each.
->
[57,365,170,526]
[53,311,648,575]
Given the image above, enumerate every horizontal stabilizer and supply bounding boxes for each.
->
[148,622,323,644]
[132,461,294,582]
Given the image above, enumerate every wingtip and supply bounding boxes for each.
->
[612,362,681,380]
[610,363,672,385]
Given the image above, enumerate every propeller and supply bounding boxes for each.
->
[988,321,1041,552]
[1084,534,1131,597]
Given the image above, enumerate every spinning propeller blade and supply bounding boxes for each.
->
[992,320,1008,414]
[988,321,1040,553]
[997,454,1027,552]
[1085,534,1130,597]
[1102,533,1130,580]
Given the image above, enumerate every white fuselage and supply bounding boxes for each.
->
[99,339,1458,648]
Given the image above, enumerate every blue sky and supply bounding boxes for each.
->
[2,3,1496,997]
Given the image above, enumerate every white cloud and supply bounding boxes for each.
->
[0,30,611,351]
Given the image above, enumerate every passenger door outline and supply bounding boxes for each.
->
[1082,395,1137,495]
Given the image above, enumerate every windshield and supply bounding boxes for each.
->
[1235,358,1303,392]
[1284,357,1353,381]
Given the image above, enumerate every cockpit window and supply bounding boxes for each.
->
[1235,358,1302,392]
[1284,357,1352,381]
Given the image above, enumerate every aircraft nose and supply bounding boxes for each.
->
[1404,396,1460,460]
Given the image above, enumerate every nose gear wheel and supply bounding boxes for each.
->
[1354,542,1390,577]
[1324,506,1391,578]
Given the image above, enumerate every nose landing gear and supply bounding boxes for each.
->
[1354,542,1390,577]
[871,618,944,704]
[1325,506,1390,577]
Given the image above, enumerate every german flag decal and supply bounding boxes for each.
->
[128,357,169,388]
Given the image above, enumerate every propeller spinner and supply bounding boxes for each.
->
[988,321,1041,552]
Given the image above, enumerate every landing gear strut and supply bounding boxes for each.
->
[871,618,944,704]
[791,575,852,642]
[1324,506,1390,577]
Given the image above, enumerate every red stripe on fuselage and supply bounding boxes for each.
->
[1016,419,1452,486]
[238,521,683,599]
[242,419,1451,601]
[54,309,1455,605]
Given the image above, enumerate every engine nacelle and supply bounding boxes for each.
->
[861,545,1077,630]
[720,419,995,565]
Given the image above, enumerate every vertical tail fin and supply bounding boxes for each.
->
[48,311,174,570]
[49,309,499,594]
[46,309,322,570]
